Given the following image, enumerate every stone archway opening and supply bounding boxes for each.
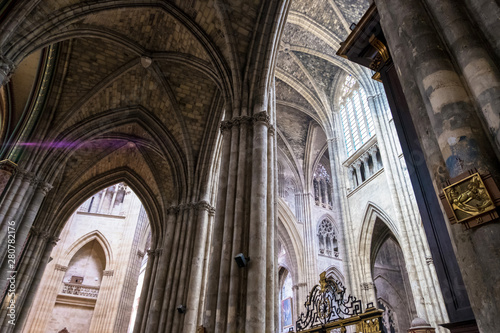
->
[371,218,416,333]
[23,182,152,333]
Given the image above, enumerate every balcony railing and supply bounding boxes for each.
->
[61,282,99,298]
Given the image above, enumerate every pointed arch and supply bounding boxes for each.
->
[32,168,163,249]
[62,230,113,270]
[357,202,400,291]
[277,199,305,286]
[324,265,345,285]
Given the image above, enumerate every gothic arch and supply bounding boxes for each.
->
[324,265,345,285]
[277,199,305,286]
[357,202,401,293]
[35,106,187,202]
[31,168,163,248]
[62,230,113,270]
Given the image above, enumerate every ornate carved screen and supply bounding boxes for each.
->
[294,272,383,333]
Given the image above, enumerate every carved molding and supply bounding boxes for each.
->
[167,200,215,214]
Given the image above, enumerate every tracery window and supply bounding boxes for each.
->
[339,75,375,157]
[317,219,338,258]
[313,163,332,209]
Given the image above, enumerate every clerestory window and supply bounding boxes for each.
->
[339,75,375,157]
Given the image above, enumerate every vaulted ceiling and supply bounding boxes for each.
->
[0,0,375,228]
[275,0,374,191]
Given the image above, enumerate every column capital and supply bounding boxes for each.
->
[47,235,60,246]
[252,111,270,126]
[147,248,162,257]
[196,200,215,212]
[220,120,233,133]
[37,180,53,195]
[0,55,15,86]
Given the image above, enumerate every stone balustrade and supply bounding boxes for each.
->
[61,282,100,298]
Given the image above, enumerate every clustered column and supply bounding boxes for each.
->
[203,111,276,333]
[134,200,214,333]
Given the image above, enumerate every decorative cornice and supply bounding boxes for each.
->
[342,135,378,167]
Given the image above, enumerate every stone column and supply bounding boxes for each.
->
[463,0,500,60]
[0,179,51,293]
[183,203,212,333]
[362,154,371,178]
[245,113,269,332]
[375,0,500,330]
[296,192,318,289]
[13,234,58,333]
[353,161,363,186]
[143,210,176,332]
[132,248,159,333]
[203,111,276,333]
[423,0,500,151]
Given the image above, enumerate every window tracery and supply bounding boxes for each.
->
[313,164,333,209]
[317,219,339,258]
[339,75,375,157]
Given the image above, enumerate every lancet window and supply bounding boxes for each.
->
[313,163,333,209]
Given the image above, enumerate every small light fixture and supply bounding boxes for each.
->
[177,305,187,313]
[234,253,250,268]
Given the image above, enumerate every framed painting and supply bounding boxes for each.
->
[282,297,293,329]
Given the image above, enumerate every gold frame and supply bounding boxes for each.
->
[443,173,495,223]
